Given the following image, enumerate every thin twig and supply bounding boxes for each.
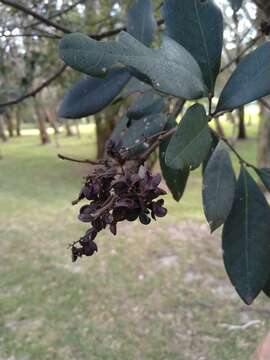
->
[221,136,256,169]
[0,0,71,34]
[1,32,60,39]
[220,34,262,73]
[0,65,66,108]
[58,153,102,165]
[0,0,164,41]
[22,0,85,31]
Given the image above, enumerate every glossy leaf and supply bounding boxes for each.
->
[159,117,189,201]
[123,114,167,157]
[59,31,206,99]
[162,0,223,93]
[58,68,131,118]
[127,91,165,120]
[127,0,156,46]
[228,0,243,12]
[222,167,270,305]
[216,42,270,112]
[165,104,212,170]
[255,167,270,192]
[203,141,236,232]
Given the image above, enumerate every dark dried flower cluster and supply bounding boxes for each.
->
[70,141,167,262]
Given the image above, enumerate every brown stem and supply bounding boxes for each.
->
[58,153,102,165]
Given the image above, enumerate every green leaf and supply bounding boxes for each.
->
[159,117,189,201]
[165,104,212,170]
[222,167,270,305]
[59,31,206,99]
[255,167,270,192]
[127,91,165,120]
[162,0,223,93]
[127,0,156,46]
[110,116,129,141]
[120,77,151,98]
[123,114,168,157]
[58,69,131,119]
[228,0,243,12]
[202,129,220,173]
[203,141,236,232]
[216,42,270,112]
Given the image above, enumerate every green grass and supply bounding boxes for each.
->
[1,122,270,360]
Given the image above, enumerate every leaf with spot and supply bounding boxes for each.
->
[120,77,151,98]
[203,141,236,232]
[222,167,270,305]
[159,117,189,201]
[110,116,130,142]
[255,167,270,193]
[127,0,156,46]
[123,114,168,158]
[59,31,206,99]
[216,42,270,112]
[165,104,212,170]
[127,91,165,120]
[162,0,223,94]
[58,68,131,119]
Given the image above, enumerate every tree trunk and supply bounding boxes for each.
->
[16,115,21,136]
[254,0,270,166]
[75,122,81,138]
[65,120,75,137]
[95,103,122,159]
[0,116,7,142]
[44,107,60,135]
[34,100,50,145]
[5,111,14,137]
[95,113,117,158]
[258,102,270,167]
[237,106,247,140]
[214,117,225,137]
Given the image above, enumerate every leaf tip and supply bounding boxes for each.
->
[242,294,255,306]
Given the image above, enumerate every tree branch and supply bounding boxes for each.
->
[89,18,164,40]
[0,0,71,34]
[0,0,164,41]
[0,65,66,108]
[220,34,262,73]
[22,0,85,31]
[1,32,60,39]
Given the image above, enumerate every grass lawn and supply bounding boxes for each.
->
[1,121,270,360]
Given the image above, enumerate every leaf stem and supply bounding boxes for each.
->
[221,137,256,170]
